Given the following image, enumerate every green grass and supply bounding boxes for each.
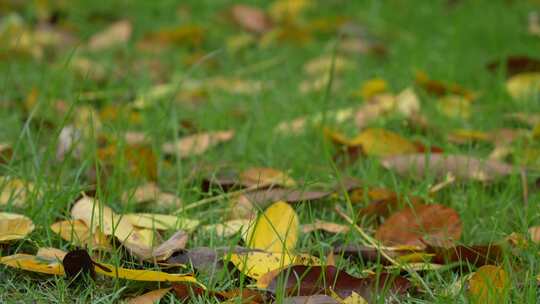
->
[1,0,540,302]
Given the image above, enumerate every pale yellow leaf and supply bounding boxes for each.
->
[125,213,199,231]
[239,167,296,188]
[506,72,540,100]
[230,251,319,281]
[88,20,132,51]
[162,130,234,158]
[50,219,111,250]
[245,201,299,252]
[0,177,37,206]
[0,253,64,275]
[203,219,252,238]
[437,95,471,119]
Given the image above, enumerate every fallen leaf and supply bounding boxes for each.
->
[56,125,82,161]
[150,230,189,261]
[528,226,540,243]
[487,56,540,77]
[356,78,388,101]
[98,144,157,181]
[71,196,150,253]
[0,212,34,242]
[352,187,424,220]
[230,251,319,280]
[0,142,13,163]
[375,204,462,248]
[381,154,515,182]
[138,25,204,51]
[122,182,182,207]
[269,0,312,21]
[266,265,410,301]
[244,201,299,252]
[0,176,38,206]
[303,55,351,77]
[505,112,540,127]
[50,219,111,250]
[506,72,540,100]
[127,288,172,304]
[428,244,503,267]
[230,5,272,34]
[468,265,508,304]
[326,128,418,157]
[125,213,199,231]
[302,220,349,234]
[203,219,251,237]
[240,167,296,188]
[282,295,339,304]
[162,130,234,158]
[415,70,476,101]
[0,253,64,275]
[166,246,254,274]
[437,95,471,119]
[334,244,421,266]
[88,20,132,51]
[529,11,540,37]
[36,247,67,261]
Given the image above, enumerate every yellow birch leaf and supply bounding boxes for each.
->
[437,95,471,119]
[357,78,388,101]
[326,128,418,157]
[0,212,34,242]
[468,265,508,304]
[244,201,299,252]
[230,251,319,281]
[95,263,200,284]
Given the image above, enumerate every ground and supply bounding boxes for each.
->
[1,0,540,303]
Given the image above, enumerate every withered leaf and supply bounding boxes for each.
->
[427,244,503,267]
[162,130,234,158]
[230,5,273,34]
[375,204,462,248]
[88,20,132,51]
[487,56,540,77]
[267,265,411,301]
[127,288,172,304]
[282,295,339,304]
[468,265,508,304]
[415,70,476,101]
[381,154,515,182]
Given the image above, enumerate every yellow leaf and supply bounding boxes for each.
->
[506,72,540,100]
[230,251,319,281]
[357,78,388,101]
[88,20,132,51]
[340,292,368,304]
[326,128,418,157]
[468,265,508,304]
[437,95,471,119]
[0,212,34,242]
[127,288,172,304]
[303,55,350,76]
[0,253,64,275]
[125,213,199,231]
[245,201,299,252]
[95,262,200,283]
[239,167,296,188]
[50,219,111,250]
[447,129,491,144]
[395,87,420,116]
[269,0,312,21]
[302,219,349,234]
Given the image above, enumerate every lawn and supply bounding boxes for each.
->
[1,0,540,303]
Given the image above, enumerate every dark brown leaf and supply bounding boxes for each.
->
[267,265,410,301]
[487,56,540,77]
[427,244,503,267]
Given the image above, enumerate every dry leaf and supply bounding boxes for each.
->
[269,0,312,21]
[375,204,462,248]
[240,167,296,188]
[230,5,272,34]
[506,72,540,100]
[88,20,132,51]
[0,212,34,242]
[437,95,471,119]
[94,262,199,283]
[202,219,252,237]
[326,128,418,157]
[230,251,319,280]
[382,154,515,182]
[302,220,349,234]
[468,265,508,304]
[127,288,172,304]
[50,219,111,250]
[0,176,38,206]
[275,107,355,135]
[138,25,204,51]
[303,55,351,76]
[282,295,339,304]
[56,125,82,161]
[415,70,476,101]
[0,253,64,275]
[162,130,234,158]
[0,142,13,163]
[487,56,540,77]
[98,144,157,181]
[71,196,150,253]
[356,78,388,101]
[122,182,183,208]
[244,201,299,252]
[125,213,199,231]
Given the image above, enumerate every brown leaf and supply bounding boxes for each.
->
[88,20,132,51]
[487,56,540,77]
[375,204,462,248]
[230,5,273,34]
[240,167,296,188]
[415,70,476,101]
[302,220,349,234]
[151,231,189,261]
[137,25,204,51]
[381,154,515,182]
[121,182,182,208]
[162,130,234,158]
[334,244,419,266]
[267,265,410,301]
[127,288,172,304]
[351,187,424,220]
[427,244,503,267]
